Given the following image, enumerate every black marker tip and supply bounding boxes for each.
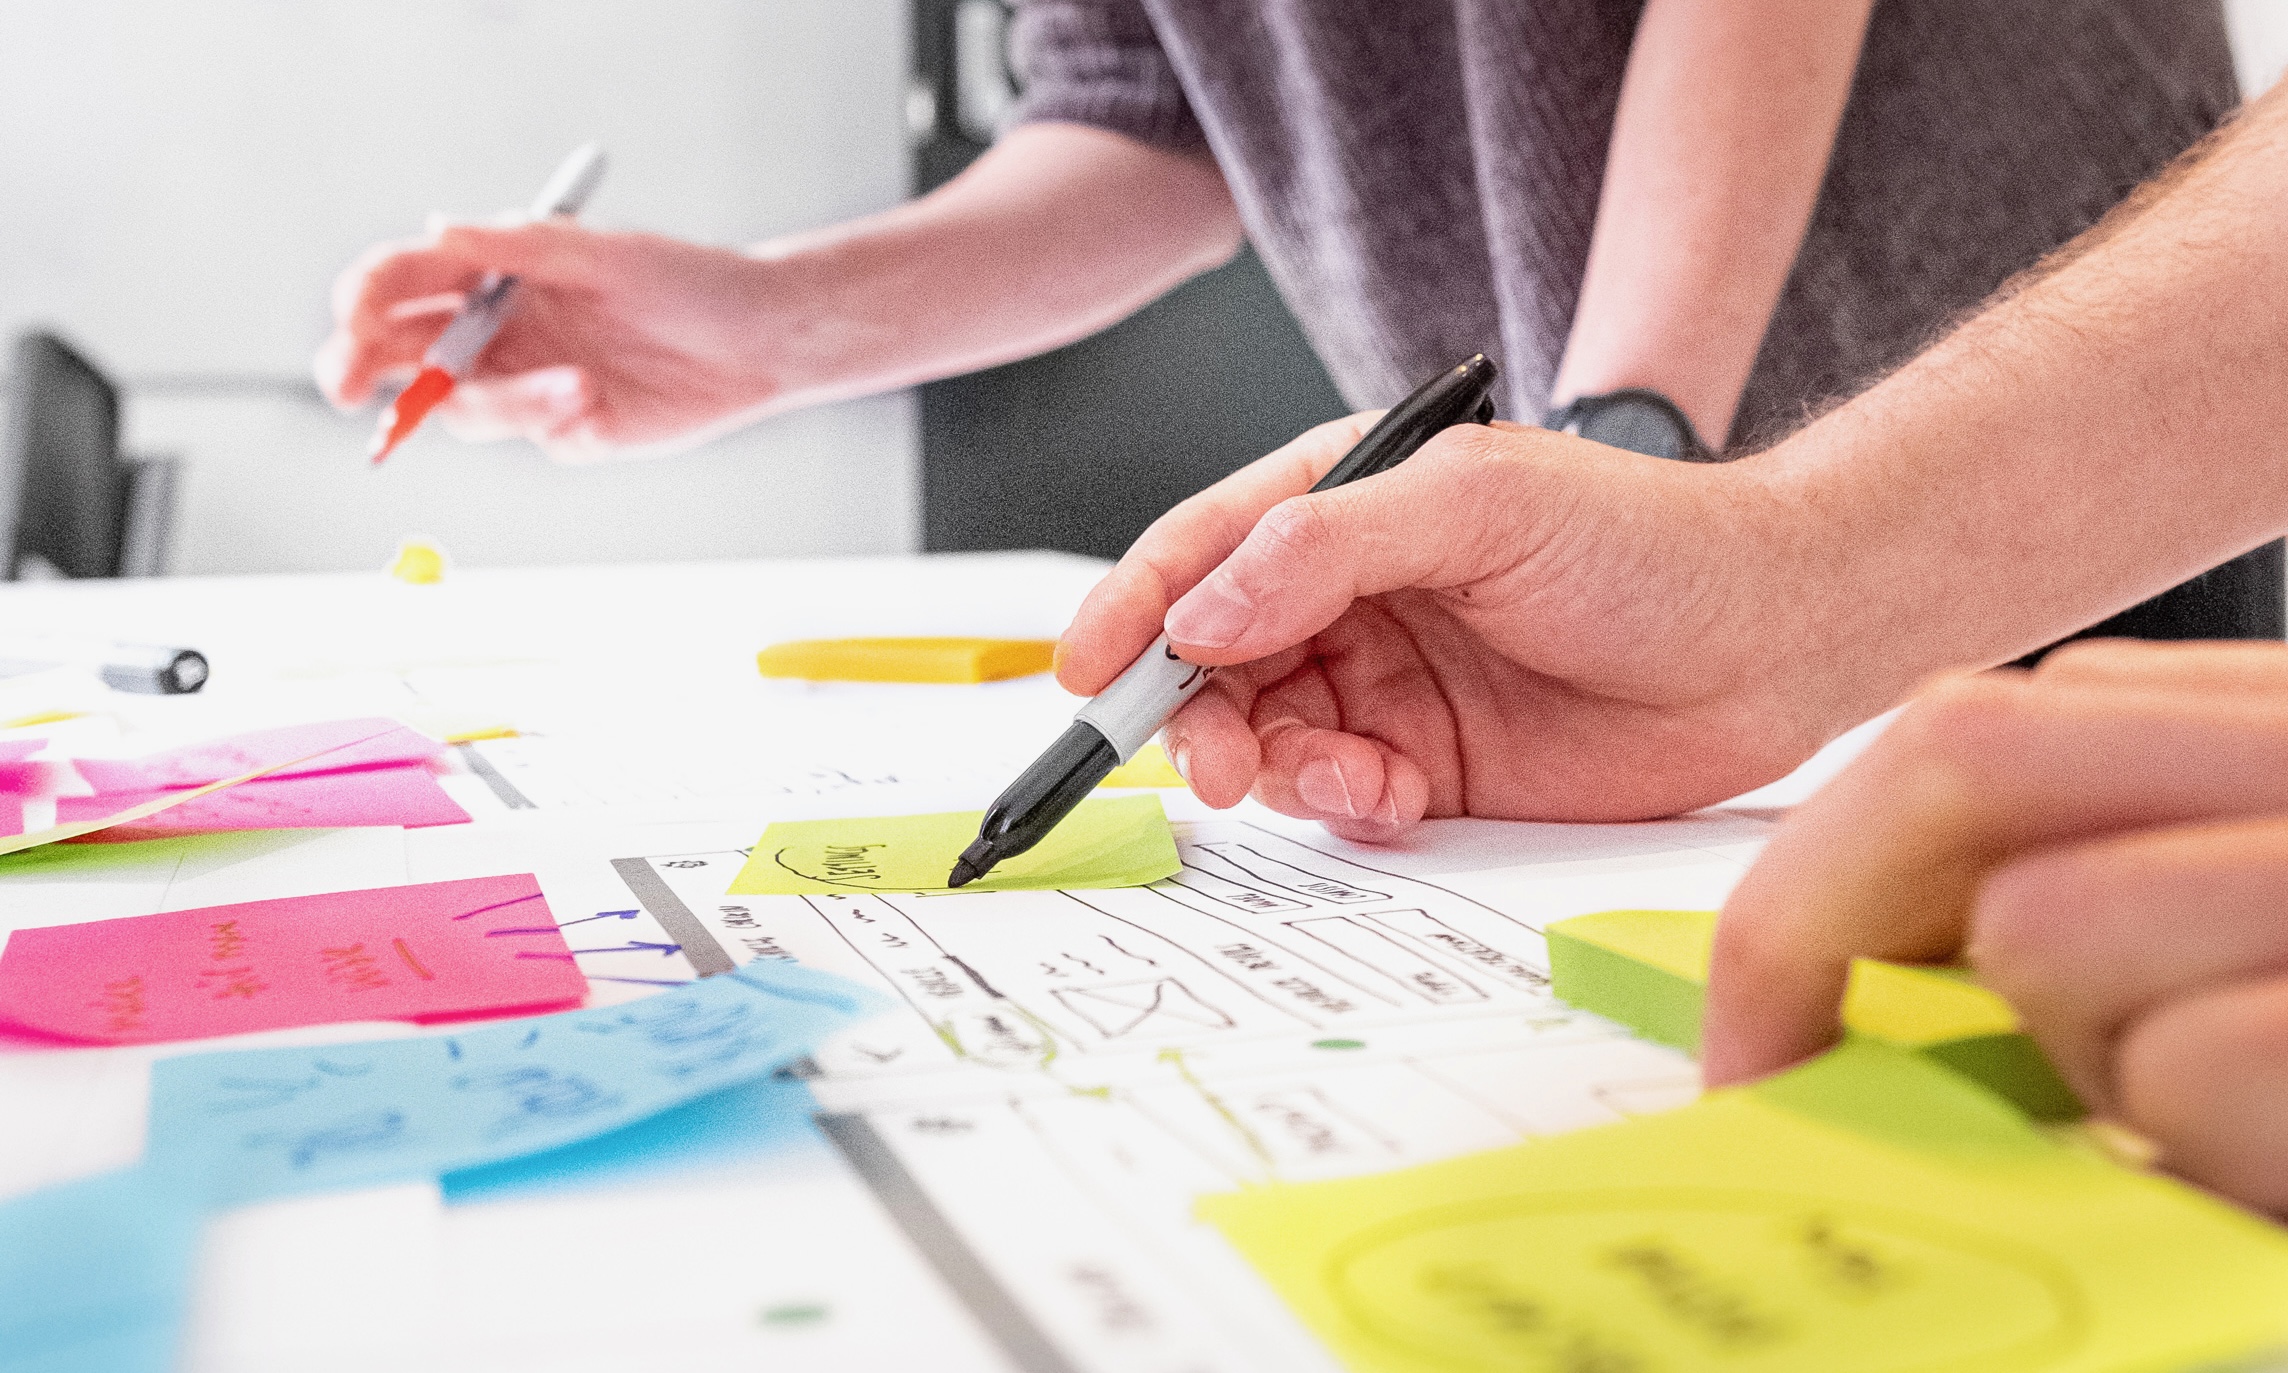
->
[947,838,997,889]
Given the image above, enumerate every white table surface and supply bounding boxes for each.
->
[0,552,1805,1373]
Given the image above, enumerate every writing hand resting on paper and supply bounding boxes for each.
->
[1704,640,2288,1215]
[1055,415,1890,841]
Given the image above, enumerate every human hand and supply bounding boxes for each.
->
[315,218,788,462]
[1055,414,1882,841]
[1704,640,2288,1213]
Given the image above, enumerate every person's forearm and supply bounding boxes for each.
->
[1551,0,1872,446]
[743,122,1242,414]
[1751,85,2288,728]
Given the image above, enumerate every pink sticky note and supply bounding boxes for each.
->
[0,741,53,795]
[72,718,442,793]
[58,763,472,840]
[0,874,586,1044]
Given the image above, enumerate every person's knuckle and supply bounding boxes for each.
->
[1894,674,2034,765]
[1250,494,1335,565]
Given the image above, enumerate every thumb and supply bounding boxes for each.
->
[1162,426,1531,663]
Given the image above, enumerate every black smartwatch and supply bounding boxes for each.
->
[1543,388,1717,462]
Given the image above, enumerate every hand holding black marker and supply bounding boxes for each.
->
[948,353,1500,887]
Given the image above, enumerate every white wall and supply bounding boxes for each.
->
[2227,0,2288,96]
[0,1,916,574]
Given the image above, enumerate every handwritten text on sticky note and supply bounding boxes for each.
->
[0,874,585,1044]
[728,794,1180,895]
[144,959,884,1207]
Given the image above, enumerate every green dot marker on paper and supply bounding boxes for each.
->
[1312,1038,1366,1050]
[760,1303,829,1327]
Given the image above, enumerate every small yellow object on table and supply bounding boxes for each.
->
[387,538,448,585]
[754,637,1057,684]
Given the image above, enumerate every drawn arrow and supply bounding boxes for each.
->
[568,941,683,958]
[557,909,641,929]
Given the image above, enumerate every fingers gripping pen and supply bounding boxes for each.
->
[948,353,1499,887]
[367,142,610,464]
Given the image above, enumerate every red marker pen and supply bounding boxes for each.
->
[369,142,609,464]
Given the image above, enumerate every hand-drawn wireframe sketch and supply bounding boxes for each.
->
[1190,841,1389,903]
[611,820,1743,1076]
[1161,864,1309,915]
[1053,977,1237,1039]
[601,816,1758,1373]
[1282,914,1489,1005]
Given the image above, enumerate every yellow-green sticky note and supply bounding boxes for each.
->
[1545,908,1714,1053]
[1547,909,2082,1120]
[728,794,1179,895]
[1098,743,1187,789]
[754,638,1057,684]
[1198,1038,2288,1373]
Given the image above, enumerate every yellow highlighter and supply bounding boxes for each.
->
[755,637,1058,685]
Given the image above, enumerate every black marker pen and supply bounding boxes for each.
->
[949,353,1499,887]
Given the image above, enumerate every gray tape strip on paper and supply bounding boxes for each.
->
[817,1114,1079,1373]
[453,741,536,810]
[608,857,736,977]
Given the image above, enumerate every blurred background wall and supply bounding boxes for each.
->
[0,0,913,574]
[0,1,2282,575]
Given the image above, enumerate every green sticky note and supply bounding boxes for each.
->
[1198,1039,2288,1373]
[727,794,1180,895]
[1547,909,2082,1120]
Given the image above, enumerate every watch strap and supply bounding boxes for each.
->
[1544,388,1718,463]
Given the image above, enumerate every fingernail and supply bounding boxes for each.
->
[1165,577,1254,649]
[1375,785,1401,826]
[1167,743,1192,787]
[1296,756,1361,818]
[1051,638,1070,677]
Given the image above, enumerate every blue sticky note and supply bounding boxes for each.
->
[442,1072,825,1204]
[148,960,883,1209]
[0,962,884,1373]
[0,1166,204,1373]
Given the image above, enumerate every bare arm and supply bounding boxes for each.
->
[1550,0,1874,445]
[318,122,1241,458]
[1758,83,2288,721]
[749,122,1242,411]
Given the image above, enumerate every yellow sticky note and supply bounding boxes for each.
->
[754,638,1057,684]
[1198,1038,2288,1373]
[728,794,1179,895]
[1098,743,1186,788]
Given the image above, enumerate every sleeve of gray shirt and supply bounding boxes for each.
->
[1009,0,1208,153]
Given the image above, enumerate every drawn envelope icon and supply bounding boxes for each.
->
[1054,978,1235,1040]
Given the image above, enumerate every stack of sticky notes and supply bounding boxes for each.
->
[0,717,470,853]
[1545,907,2080,1118]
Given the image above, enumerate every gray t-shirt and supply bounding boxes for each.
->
[1012,0,2238,450]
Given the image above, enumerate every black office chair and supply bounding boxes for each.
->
[0,332,177,579]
